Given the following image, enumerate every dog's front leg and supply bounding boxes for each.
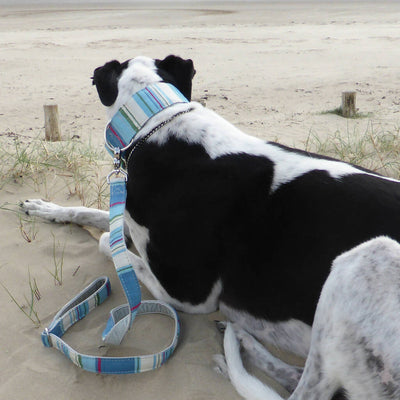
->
[22,199,110,230]
[22,199,132,240]
[99,232,166,301]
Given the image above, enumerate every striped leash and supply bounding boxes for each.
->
[41,82,187,373]
[41,176,180,373]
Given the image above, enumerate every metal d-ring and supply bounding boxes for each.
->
[107,169,128,184]
[104,123,134,155]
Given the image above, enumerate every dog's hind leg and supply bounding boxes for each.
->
[220,303,312,359]
[233,324,303,393]
[223,323,340,400]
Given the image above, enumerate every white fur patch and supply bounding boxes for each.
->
[107,57,162,119]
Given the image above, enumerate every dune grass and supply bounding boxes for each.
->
[0,132,110,208]
[305,121,400,179]
[0,133,110,326]
[320,107,373,120]
[0,268,41,327]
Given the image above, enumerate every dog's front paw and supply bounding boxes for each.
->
[99,232,112,258]
[21,199,63,222]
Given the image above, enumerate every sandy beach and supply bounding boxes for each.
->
[1,1,400,399]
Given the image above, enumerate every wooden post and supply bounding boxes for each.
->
[44,104,61,141]
[341,92,356,118]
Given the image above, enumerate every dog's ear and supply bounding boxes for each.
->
[155,55,196,101]
[92,60,126,106]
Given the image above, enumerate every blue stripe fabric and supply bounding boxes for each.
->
[105,82,189,157]
[108,178,141,316]
[41,274,180,374]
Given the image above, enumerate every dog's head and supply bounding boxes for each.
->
[92,55,196,117]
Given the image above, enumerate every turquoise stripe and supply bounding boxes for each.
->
[154,85,177,106]
[145,88,168,109]
[109,228,122,240]
[134,92,154,117]
[109,228,120,240]
[120,107,141,133]
[111,247,126,257]
[116,264,133,274]
[59,318,65,335]
[140,88,165,111]
[112,244,125,254]
[80,355,97,373]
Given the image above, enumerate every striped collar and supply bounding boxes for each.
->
[104,82,189,160]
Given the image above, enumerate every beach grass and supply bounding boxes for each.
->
[0,133,110,209]
[305,121,400,179]
[49,232,66,286]
[0,133,110,326]
[1,268,41,327]
[320,107,373,119]
[18,212,38,243]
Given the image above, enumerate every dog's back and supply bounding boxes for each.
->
[131,103,400,324]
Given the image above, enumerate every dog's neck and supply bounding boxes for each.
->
[104,82,189,158]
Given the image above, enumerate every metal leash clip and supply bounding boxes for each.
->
[107,147,127,184]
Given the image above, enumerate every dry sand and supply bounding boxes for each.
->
[1,1,400,399]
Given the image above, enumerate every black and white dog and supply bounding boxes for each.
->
[23,55,400,399]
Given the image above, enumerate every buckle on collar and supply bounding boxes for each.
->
[113,147,121,170]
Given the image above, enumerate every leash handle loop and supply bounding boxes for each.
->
[41,277,180,373]
[41,276,110,348]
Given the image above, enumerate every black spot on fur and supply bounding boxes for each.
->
[360,337,385,373]
[332,388,348,400]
